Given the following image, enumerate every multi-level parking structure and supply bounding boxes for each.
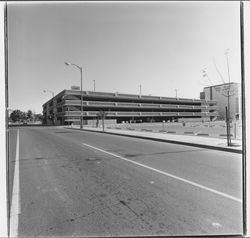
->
[42,90,218,125]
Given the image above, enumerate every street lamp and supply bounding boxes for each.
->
[65,62,83,129]
[201,68,213,86]
[43,89,54,98]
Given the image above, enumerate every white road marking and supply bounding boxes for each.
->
[10,129,20,237]
[82,142,242,203]
[212,222,222,228]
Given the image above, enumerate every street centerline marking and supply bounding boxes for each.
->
[82,142,242,203]
[10,129,20,237]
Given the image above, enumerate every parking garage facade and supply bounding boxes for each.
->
[42,90,218,125]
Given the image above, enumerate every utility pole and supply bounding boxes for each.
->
[139,84,142,96]
[93,80,96,91]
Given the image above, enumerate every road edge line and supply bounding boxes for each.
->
[82,142,242,204]
[10,129,20,237]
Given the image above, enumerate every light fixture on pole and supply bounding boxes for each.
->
[43,89,55,98]
[65,62,83,129]
[201,68,213,86]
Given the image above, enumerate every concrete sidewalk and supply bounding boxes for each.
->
[67,125,242,154]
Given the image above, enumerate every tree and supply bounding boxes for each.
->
[22,111,27,121]
[97,111,108,131]
[27,110,33,121]
[34,113,43,122]
[10,110,24,122]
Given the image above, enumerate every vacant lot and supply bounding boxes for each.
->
[103,121,242,139]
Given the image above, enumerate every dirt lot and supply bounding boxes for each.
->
[104,121,242,139]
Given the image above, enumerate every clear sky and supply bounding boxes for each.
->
[7,1,241,113]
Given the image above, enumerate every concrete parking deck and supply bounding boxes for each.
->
[68,125,242,154]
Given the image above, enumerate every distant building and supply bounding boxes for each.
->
[201,82,240,120]
[200,92,205,100]
[42,90,218,126]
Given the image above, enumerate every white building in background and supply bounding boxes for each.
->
[200,82,240,120]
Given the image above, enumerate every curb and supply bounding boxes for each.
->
[65,127,242,154]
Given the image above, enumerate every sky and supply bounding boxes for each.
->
[7,1,241,114]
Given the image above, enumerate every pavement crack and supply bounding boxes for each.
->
[34,201,122,236]
[119,200,141,219]
[118,200,151,227]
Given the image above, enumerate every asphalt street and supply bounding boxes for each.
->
[8,126,243,236]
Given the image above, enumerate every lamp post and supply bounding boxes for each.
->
[65,62,83,129]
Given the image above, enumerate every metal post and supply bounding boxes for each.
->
[225,106,229,146]
[240,2,246,234]
[227,90,231,145]
[80,67,83,129]
[226,50,231,84]
[233,121,236,139]
[67,107,69,127]
[102,115,104,132]
[225,49,231,146]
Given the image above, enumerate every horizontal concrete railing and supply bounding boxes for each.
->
[57,110,218,118]
[57,100,215,111]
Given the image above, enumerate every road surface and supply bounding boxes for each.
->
[8,126,243,236]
